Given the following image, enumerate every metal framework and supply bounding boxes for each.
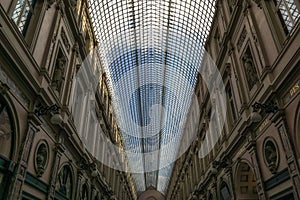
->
[88,0,216,195]
[275,0,300,32]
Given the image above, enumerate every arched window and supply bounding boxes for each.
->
[235,162,258,200]
[220,182,231,200]
[0,97,13,158]
[0,95,14,199]
[55,165,73,199]
[81,183,88,200]
[208,193,213,200]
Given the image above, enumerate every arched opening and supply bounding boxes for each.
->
[81,183,89,200]
[0,95,15,198]
[138,186,165,200]
[208,193,213,200]
[235,162,258,199]
[55,164,73,199]
[220,181,231,200]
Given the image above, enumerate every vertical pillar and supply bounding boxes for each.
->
[224,166,235,200]
[8,115,40,200]
[47,138,65,200]
[246,137,267,200]
[75,171,84,199]
[91,185,97,200]
[210,177,217,200]
[271,111,300,199]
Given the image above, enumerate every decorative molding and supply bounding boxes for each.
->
[25,172,49,193]
[283,79,300,104]
[237,27,247,52]
[34,140,49,177]
[263,138,279,174]
[72,42,79,56]
[61,28,70,53]
[0,82,9,95]
[56,0,65,15]
[264,168,290,190]
[242,47,259,90]
[46,0,56,9]
[253,0,263,9]
[0,67,29,107]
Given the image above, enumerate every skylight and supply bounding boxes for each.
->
[88,0,217,195]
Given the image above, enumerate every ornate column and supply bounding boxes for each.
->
[224,164,235,200]
[75,171,84,199]
[271,111,300,199]
[8,114,40,200]
[246,134,267,200]
[210,176,217,200]
[91,185,97,200]
[47,136,65,200]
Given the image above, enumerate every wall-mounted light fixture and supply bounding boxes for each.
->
[251,101,278,123]
[212,158,230,169]
[77,160,98,177]
[252,101,278,113]
[35,104,63,125]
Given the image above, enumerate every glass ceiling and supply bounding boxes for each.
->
[88,0,216,195]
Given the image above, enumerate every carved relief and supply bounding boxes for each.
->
[56,165,73,198]
[61,28,70,52]
[263,139,279,174]
[0,67,30,106]
[46,0,56,9]
[34,141,49,177]
[0,106,11,140]
[242,47,259,90]
[237,27,247,52]
[0,97,13,159]
[228,0,237,13]
[52,55,66,94]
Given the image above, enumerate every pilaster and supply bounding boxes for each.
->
[8,114,40,200]
[271,111,300,199]
[246,133,267,200]
[47,136,65,200]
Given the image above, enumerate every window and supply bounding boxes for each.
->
[226,83,237,123]
[214,27,221,52]
[81,183,88,200]
[12,0,36,35]
[220,182,231,200]
[274,0,300,33]
[0,96,14,199]
[55,165,73,199]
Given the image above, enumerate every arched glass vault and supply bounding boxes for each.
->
[88,0,217,195]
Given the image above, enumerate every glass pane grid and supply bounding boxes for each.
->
[276,0,300,31]
[88,0,216,195]
[12,0,34,33]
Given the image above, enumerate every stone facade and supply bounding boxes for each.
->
[1,0,300,200]
[0,0,136,199]
[167,0,300,200]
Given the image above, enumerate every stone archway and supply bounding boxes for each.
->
[0,95,14,159]
[0,95,15,198]
[138,187,165,200]
[235,162,258,200]
[220,181,232,200]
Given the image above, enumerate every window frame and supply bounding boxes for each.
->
[273,0,300,34]
[11,0,37,36]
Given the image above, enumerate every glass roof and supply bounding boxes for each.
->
[88,0,216,195]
